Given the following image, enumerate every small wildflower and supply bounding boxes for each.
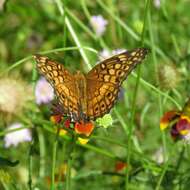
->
[59,128,68,136]
[90,15,108,37]
[160,111,180,130]
[115,161,127,172]
[23,61,33,73]
[74,121,94,137]
[35,77,54,105]
[0,0,6,11]
[4,123,32,148]
[152,147,164,164]
[0,78,30,114]
[160,98,190,142]
[133,20,143,34]
[99,49,111,60]
[50,114,63,124]
[98,48,126,61]
[112,49,126,55]
[51,103,94,137]
[77,137,89,145]
[154,0,161,8]
[96,114,113,128]
[64,118,71,128]
[158,63,180,90]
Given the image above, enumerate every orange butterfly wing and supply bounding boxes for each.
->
[34,55,80,120]
[86,48,149,120]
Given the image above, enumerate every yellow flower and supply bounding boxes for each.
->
[77,137,89,145]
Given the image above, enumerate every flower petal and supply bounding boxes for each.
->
[74,122,94,137]
[50,114,63,124]
[77,137,89,145]
[160,111,180,130]
[115,161,127,172]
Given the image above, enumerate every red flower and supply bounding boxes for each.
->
[74,121,94,137]
[115,161,127,172]
[160,99,190,141]
[50,114,63,124]
[64,118,71,128]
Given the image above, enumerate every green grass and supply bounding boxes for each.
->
[0,0,190,189]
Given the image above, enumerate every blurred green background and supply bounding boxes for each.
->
[1,0,190,189]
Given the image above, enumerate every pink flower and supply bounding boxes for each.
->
[90,15,108,37]
[35,77,54,105]
[4,123,32,147]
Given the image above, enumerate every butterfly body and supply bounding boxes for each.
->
[35,48,149,123]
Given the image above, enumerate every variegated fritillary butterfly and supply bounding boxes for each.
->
[34,48,149,122]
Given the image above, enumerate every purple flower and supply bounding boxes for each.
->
[35,77,54,105]
[4,123,32,147]
[90,15,108,37]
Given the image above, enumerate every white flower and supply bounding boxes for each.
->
[112,49,126,55]
[154,0,160,8]
[0,0,6,11]
[35,77,54,105]
[4,123,32,147]
[182,132,190,144]
[0,78,29,114]
[98,48,127,61]
[90,15,108,37]
[99,49,111,60]
[152,147,164,164]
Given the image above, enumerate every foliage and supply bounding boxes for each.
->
[0,0,190,189]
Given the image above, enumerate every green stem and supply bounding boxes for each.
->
[38,128,46,178]
[54,0,91,70]
[28,141,33,190]
[97,0,169,61]
[147,0,167,163]
[125,0,150,189]
[51,127,60,190]
[155,145,176,190]
[66,138,76,190]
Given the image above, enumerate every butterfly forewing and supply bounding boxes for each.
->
[34,55,80,119]
[86,48,149,120]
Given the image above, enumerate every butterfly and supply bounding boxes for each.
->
[34,48,149,123]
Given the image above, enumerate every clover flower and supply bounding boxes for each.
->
[90,15,108,37]
[0,78,30,114]
[35,77,54,105]
[160,98,190,142]
[158,63,180,90]
[4,123,32,148]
